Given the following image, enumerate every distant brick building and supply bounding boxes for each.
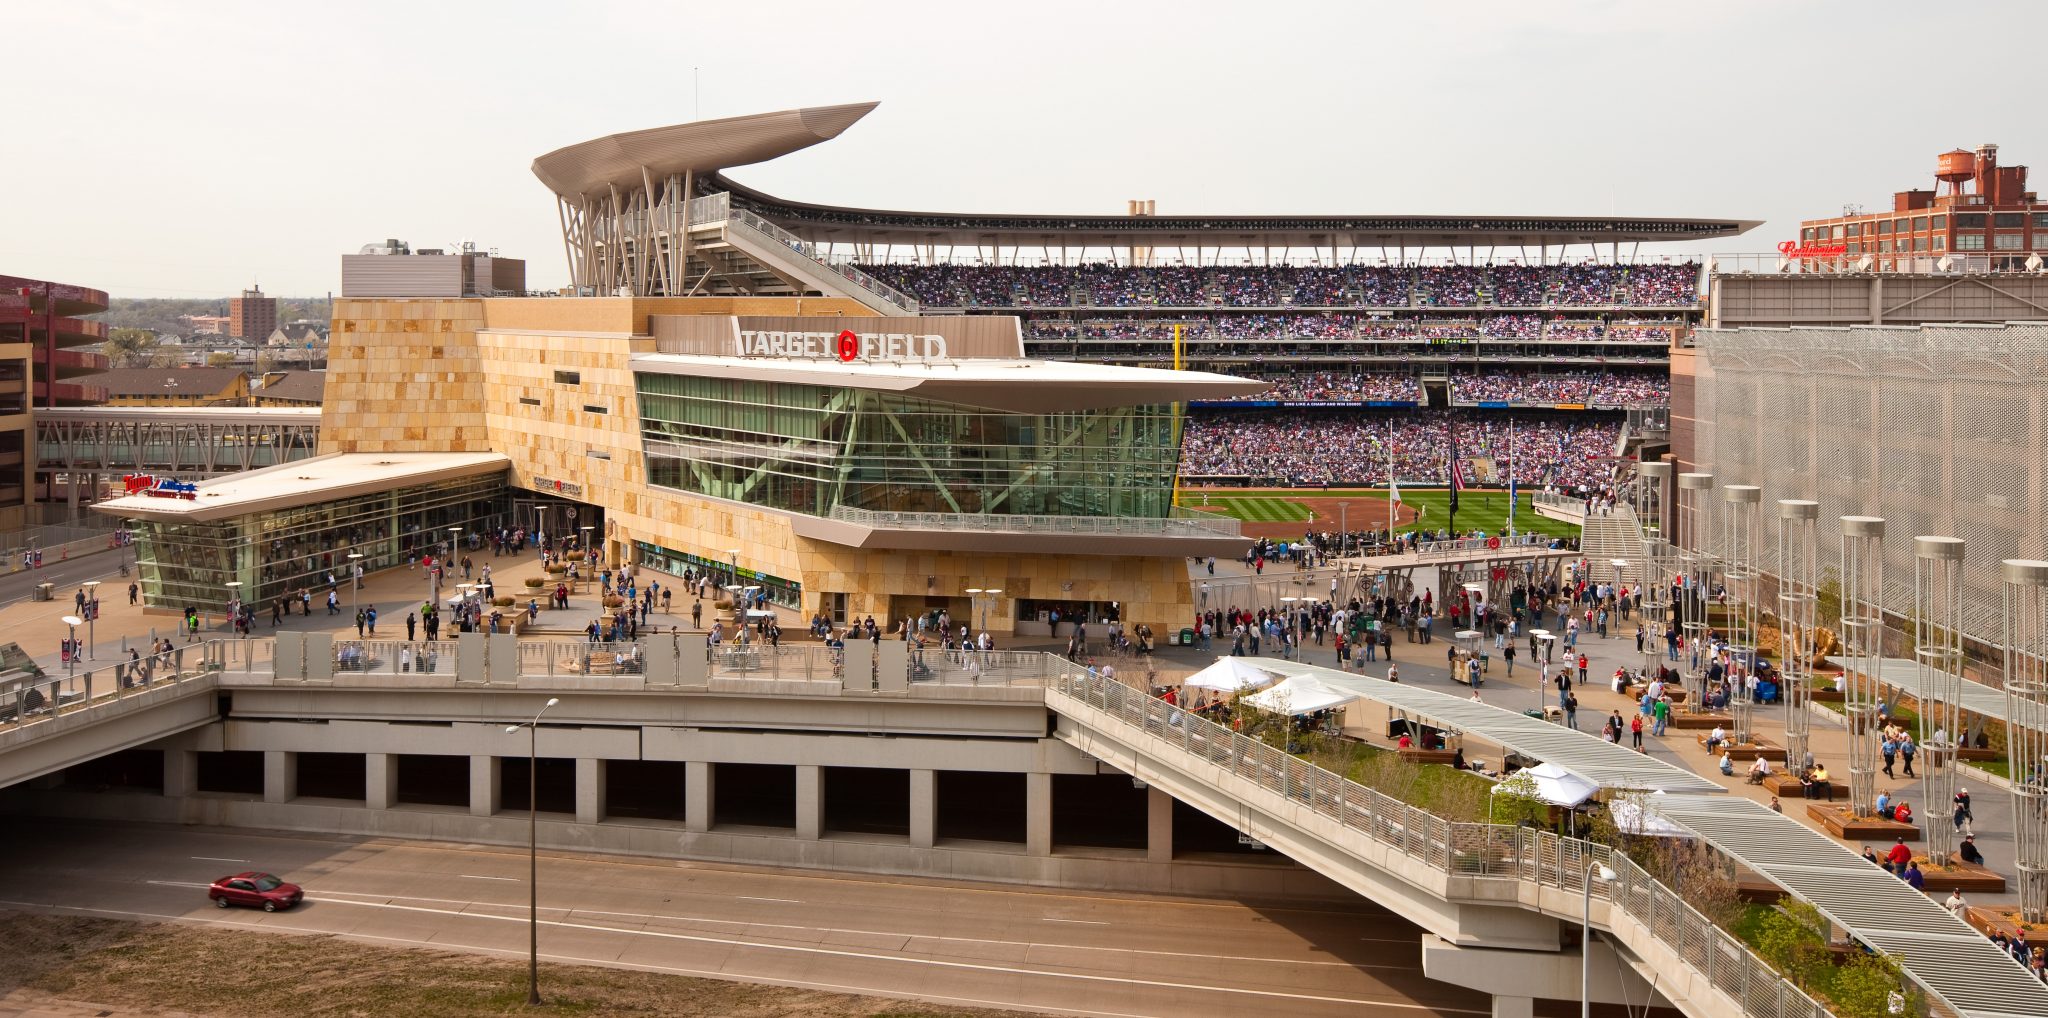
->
[230,286,277,342]
[1798,143,2046,267]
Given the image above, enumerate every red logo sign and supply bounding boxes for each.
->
[1779,240,1849,259]
[835,329,859,362]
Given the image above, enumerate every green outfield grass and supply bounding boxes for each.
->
[1184,487,1580,539]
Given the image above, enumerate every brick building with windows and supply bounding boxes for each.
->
[1798,143,2047,267]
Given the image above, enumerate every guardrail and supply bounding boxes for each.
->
[1047,666,1833,1018]
[725,207,922,314]
[830,504,1243,538]
[0,637,268,727]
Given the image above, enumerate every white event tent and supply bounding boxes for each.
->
[1242,674,1361,716]
[1179,657,1283,694]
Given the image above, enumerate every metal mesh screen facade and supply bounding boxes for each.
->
[1696,323,2048,640]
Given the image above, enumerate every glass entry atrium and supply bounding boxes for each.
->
[132,474,510,612]
[638,375,1181,520]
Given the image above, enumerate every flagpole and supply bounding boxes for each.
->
[1386,419,1395,540]
[1508,417,1518,537]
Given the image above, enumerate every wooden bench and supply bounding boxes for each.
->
[1667,713,1732,730]
[1697,736,1786,762]
[1626,684,1688,704]
[1916,862,2007,894]
[1808,804,1919,841]
[1400,748,1460,765]
[1762,772,1848,801]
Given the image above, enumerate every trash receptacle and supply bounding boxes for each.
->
[32,582,53,602]
[1179,627,1195,646]
[1522,709,1545,721]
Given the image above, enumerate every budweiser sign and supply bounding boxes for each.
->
[1779,240,1849,259]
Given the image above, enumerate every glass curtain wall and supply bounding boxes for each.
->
[638,375,1180,519]
[132,474,510,612]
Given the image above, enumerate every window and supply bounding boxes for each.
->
[1801,227,1816,241]
[553,370,581,385]
[2033,234,2048,250]
[1913,217,1928,231]
[1934,236,1946,250]
[1994,213,2024,229]
[1995,233,2024,250]
[587,449,611,460]
[1875,221,1891,235]
[583,403,607,414]
[1845,223,1862,237]
[518,396,540,406]
[1931,215,1946,229]
[1956,213,1988,228]
[2035,213,2048,229]
[1913,237,1928,251]
[1878,240,1893,253]
[1848,242,1864,254]
[1956,233,1986,251]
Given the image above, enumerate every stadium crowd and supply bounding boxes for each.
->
[1450,371,1669,405]
[1179,411,1621,488]
[1210,371,1423,402]
[1022,314,1680,344]
[856,262,1702,309]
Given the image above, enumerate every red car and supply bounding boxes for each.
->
[208,871,303,912]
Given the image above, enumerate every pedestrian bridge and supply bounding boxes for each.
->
[4,637,2040,1018]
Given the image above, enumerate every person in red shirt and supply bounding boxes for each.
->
[1885,837,1913,869]
[1578,652,1590,685]
[1630,713,1644,750]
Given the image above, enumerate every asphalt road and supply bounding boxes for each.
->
[0,549,125,612]
[0,820,1494,1018]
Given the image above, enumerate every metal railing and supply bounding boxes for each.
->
[1046,666,1834,1018]
[1628,405,1671,434]
[0,637,272,728]
[1532,492,1588,521]
[829,504,1243,538]
[725,207,922,314]
[1708,251,2033,276]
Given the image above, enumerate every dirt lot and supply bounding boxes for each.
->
[0,911,1048,1018]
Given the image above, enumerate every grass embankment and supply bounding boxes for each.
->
[0,911,1044,1018]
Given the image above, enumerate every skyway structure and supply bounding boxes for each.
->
[10,640,2047,1017]
[37,406,321,478]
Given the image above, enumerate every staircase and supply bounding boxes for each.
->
[674,194,921,315]
[1579,504,1648,589]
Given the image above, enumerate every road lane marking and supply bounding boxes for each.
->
[301,887,1374,966]
[459,874,517,882]
[190,857,247,863]
[1044,918,1110,925]
[737,895,801,903]
[146,880,212,889]
[0,897,1483,1015]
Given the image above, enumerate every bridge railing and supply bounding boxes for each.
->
[1046,666,1832,1018]
[0,638,255,729]
[1414,533,1561,559]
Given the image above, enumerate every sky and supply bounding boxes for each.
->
[4,0,2044,299]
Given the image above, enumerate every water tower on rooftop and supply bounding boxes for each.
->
[1937,148,1976,197]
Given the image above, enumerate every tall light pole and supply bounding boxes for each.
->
[61,615,82,675]
[348,552,365,624]
[579,526,594,588]
[80,580,100,659]
[224,580,242,634]
[966,588,1002,633]
[504,696,560,1007]
[1582,859,1616,1018]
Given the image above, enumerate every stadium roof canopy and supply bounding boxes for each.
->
[533,104,1760,250]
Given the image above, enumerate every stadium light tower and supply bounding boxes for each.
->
[2001,558,2048,922]
[1720,485,1762,746]
[1914,536,1965,866]
[1776,500,1820,772]
[1674,473,1716,715]
[1840,516,1886,818]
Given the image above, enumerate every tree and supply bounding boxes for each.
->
[1829,953,1917,1018]
[1489,770,1551,827]
[1753,900,1831,990]
[205,351,236,368]
[103,328,161,368]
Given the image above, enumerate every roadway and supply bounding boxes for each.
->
[0,820,1509,1018]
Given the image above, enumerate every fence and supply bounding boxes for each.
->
[0,637,270,727]
[1,521,127,573]
[1048,666,1835,1018]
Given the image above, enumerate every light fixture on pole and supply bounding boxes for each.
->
[224,580,242,634]
[1581,858,1617,1018]
[579,525,594,578]
[80,580,101,660]
[504,696,560,1007]
[348,552,365,621]
[60,615,82,675]
[1530,628,1553,712]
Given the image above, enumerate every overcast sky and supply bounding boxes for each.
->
[5,0,2042,298]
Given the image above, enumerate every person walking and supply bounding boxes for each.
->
[1953,788,1974,834]
[1630,713,1644,750]
[1900,733,1918,777]
[1563,690,1579,729]
[1882,734,1898,779]
[1503,643,1516,677]
[1577,652,1589,686]
[406,611,418,641]
[128,582,140,606]
[354,608,367,637]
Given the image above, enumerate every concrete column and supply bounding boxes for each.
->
[685,761,713,833]
[1146,785,1173,863]
[263,751,296,804]
[366,753,397,810]
[163,750,197,798]
[795,765,822,840]
[909,768,936,849]
[470,754,499,817]
[1026,771,1052,856]
[575,758,605,825]
[1490,996,1533,1018]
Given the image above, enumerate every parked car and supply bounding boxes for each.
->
[208,871,303,912]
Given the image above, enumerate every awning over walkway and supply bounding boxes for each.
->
[92,451,512,523]
[1243,657,1724,793]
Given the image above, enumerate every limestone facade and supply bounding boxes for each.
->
[324,296,1197,635]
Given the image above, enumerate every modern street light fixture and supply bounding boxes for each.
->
[965,588,1003,633]
[1581,858,1617,1018]
[80,580,100,659]
[348,552,365,622]
[224,580,242,634]
[61,615,82,675]
[504,696,560,1007]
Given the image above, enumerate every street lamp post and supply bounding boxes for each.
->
[965,588,1003,633]
[61,615,82,675]
[80,580,100,659]
[579,526,594,592]
[1530,628,1552,712]
[1582,859,1616,1018]
[348,552,365,622]
[224,580,242,634]
[504,696,561,1007]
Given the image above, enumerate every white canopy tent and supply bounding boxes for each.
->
[1496,762,1600,808]
[1607,791,1692,838]
[1242,674,1361,716]
[1179,657,1283,694]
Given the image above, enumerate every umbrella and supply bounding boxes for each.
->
[1242,674,1361,715]
[1180,657,1283,693]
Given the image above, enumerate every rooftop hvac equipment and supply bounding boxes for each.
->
[356,238,412,256]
